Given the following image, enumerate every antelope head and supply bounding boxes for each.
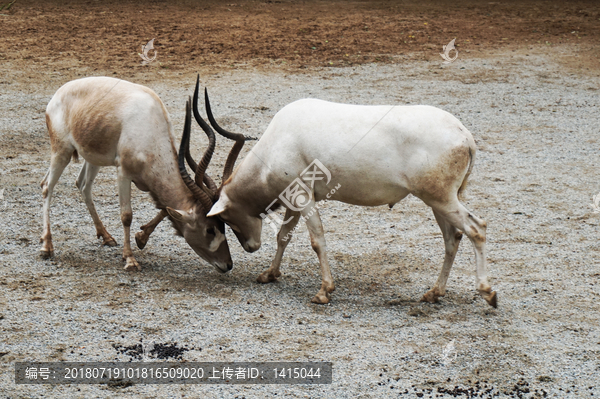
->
[167,80,233,271]
[199,86,262,253]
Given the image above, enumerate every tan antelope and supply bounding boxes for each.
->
[40,76,235,272]
[202,93,496,307]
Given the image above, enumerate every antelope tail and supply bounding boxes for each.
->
[458,146,474,201]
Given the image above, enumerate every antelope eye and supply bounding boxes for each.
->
[206,227,216,236]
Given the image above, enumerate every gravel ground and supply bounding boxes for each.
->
[1,47,599,398]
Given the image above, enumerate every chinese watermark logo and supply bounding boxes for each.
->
[590,192,600,214]
[260,159,341,235]
[139,38,157,65]
[279,159,331,212]
[0,188,6,209]
[142,341,154,362]
[440,339,457,366]
[440,38,458,64]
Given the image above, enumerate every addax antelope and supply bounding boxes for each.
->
[202,94,496,307]
[40,76,233,272]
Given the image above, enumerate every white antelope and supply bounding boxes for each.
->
[203,94,496,307]
[40,76,238,272]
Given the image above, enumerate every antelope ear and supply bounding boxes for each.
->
[166,207,195,225]
[207,197,228,217]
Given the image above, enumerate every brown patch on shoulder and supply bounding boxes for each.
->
[121,147,155,177]
[412,144,471,203]
[65,83,126,156]
[71,105,122,156]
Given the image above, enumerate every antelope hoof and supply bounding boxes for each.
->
[40,249,54,259]
[124,257,141,272]
[485,291,497,308]
[97,232,117,247]
[256,270,281,284]
[421,287,443,304]
[134,232,148,250]
[103,237,117,247]
[421,291,439,304]
[311,291,330,304]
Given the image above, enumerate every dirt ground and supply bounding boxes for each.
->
[1,0,599,72]
[1,0,600,398]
